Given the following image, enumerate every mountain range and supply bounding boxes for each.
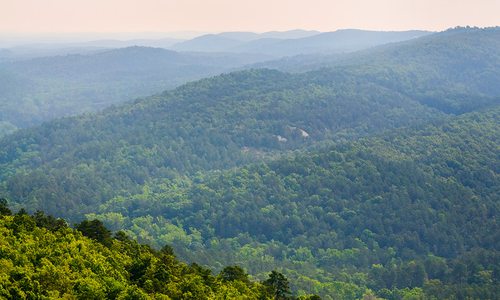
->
[0,27,498,299]
[171,29,430,56]
[0,29,433,136]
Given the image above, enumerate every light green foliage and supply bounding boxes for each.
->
[0,211,297,299]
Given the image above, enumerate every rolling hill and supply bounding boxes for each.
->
[0,29,434,137]
[170,29,320,52]
[0,46,269,133]
[88,106,500,299]
[0,64,445,219]
[260,27,500,113]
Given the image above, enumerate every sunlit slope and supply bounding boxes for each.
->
[90,107,500,299]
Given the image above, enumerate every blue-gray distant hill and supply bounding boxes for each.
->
[171,29,430,56]
[169,29,320,52]
[0,46,269,133]
[0,49,14,62]
[171,29,319,52]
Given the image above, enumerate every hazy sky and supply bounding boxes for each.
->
[1,0,499,34]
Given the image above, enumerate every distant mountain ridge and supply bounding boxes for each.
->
[0,29,428,60]
[257,27,500,113]
[0,46,270,131]
[171,29,431,56]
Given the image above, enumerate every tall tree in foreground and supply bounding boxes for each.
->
[264,270,292,299]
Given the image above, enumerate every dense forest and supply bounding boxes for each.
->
[83,107,499,298]
[0,68,445,219]
[0,27,498,298]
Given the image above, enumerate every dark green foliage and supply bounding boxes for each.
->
[32,210,67,231]
[0,197,11,216]
[160,244,176,257]
[220,266,250,283]
[264,271,292,299]
[75,219,113,247]
[114,230,131,242]
[300,296,321,300]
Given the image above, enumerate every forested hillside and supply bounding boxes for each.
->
[4,108,496,299]
[0,66,443,219]
[0,204,321,299]
[82,107,499,299]
[0,46,268,132]
[259,27,500,114]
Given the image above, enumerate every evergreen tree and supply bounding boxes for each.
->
[220,266,250,284]
[0,198,11,216]
[264,271,291,300]
[76,219,113,247]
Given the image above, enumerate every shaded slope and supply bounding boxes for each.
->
[260,27,500,113]
[0,46,269,128]
[0,68,442,218]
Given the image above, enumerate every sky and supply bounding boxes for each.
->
[1,0,499,36]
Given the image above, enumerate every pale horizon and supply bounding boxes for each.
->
[1,0,499,35]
